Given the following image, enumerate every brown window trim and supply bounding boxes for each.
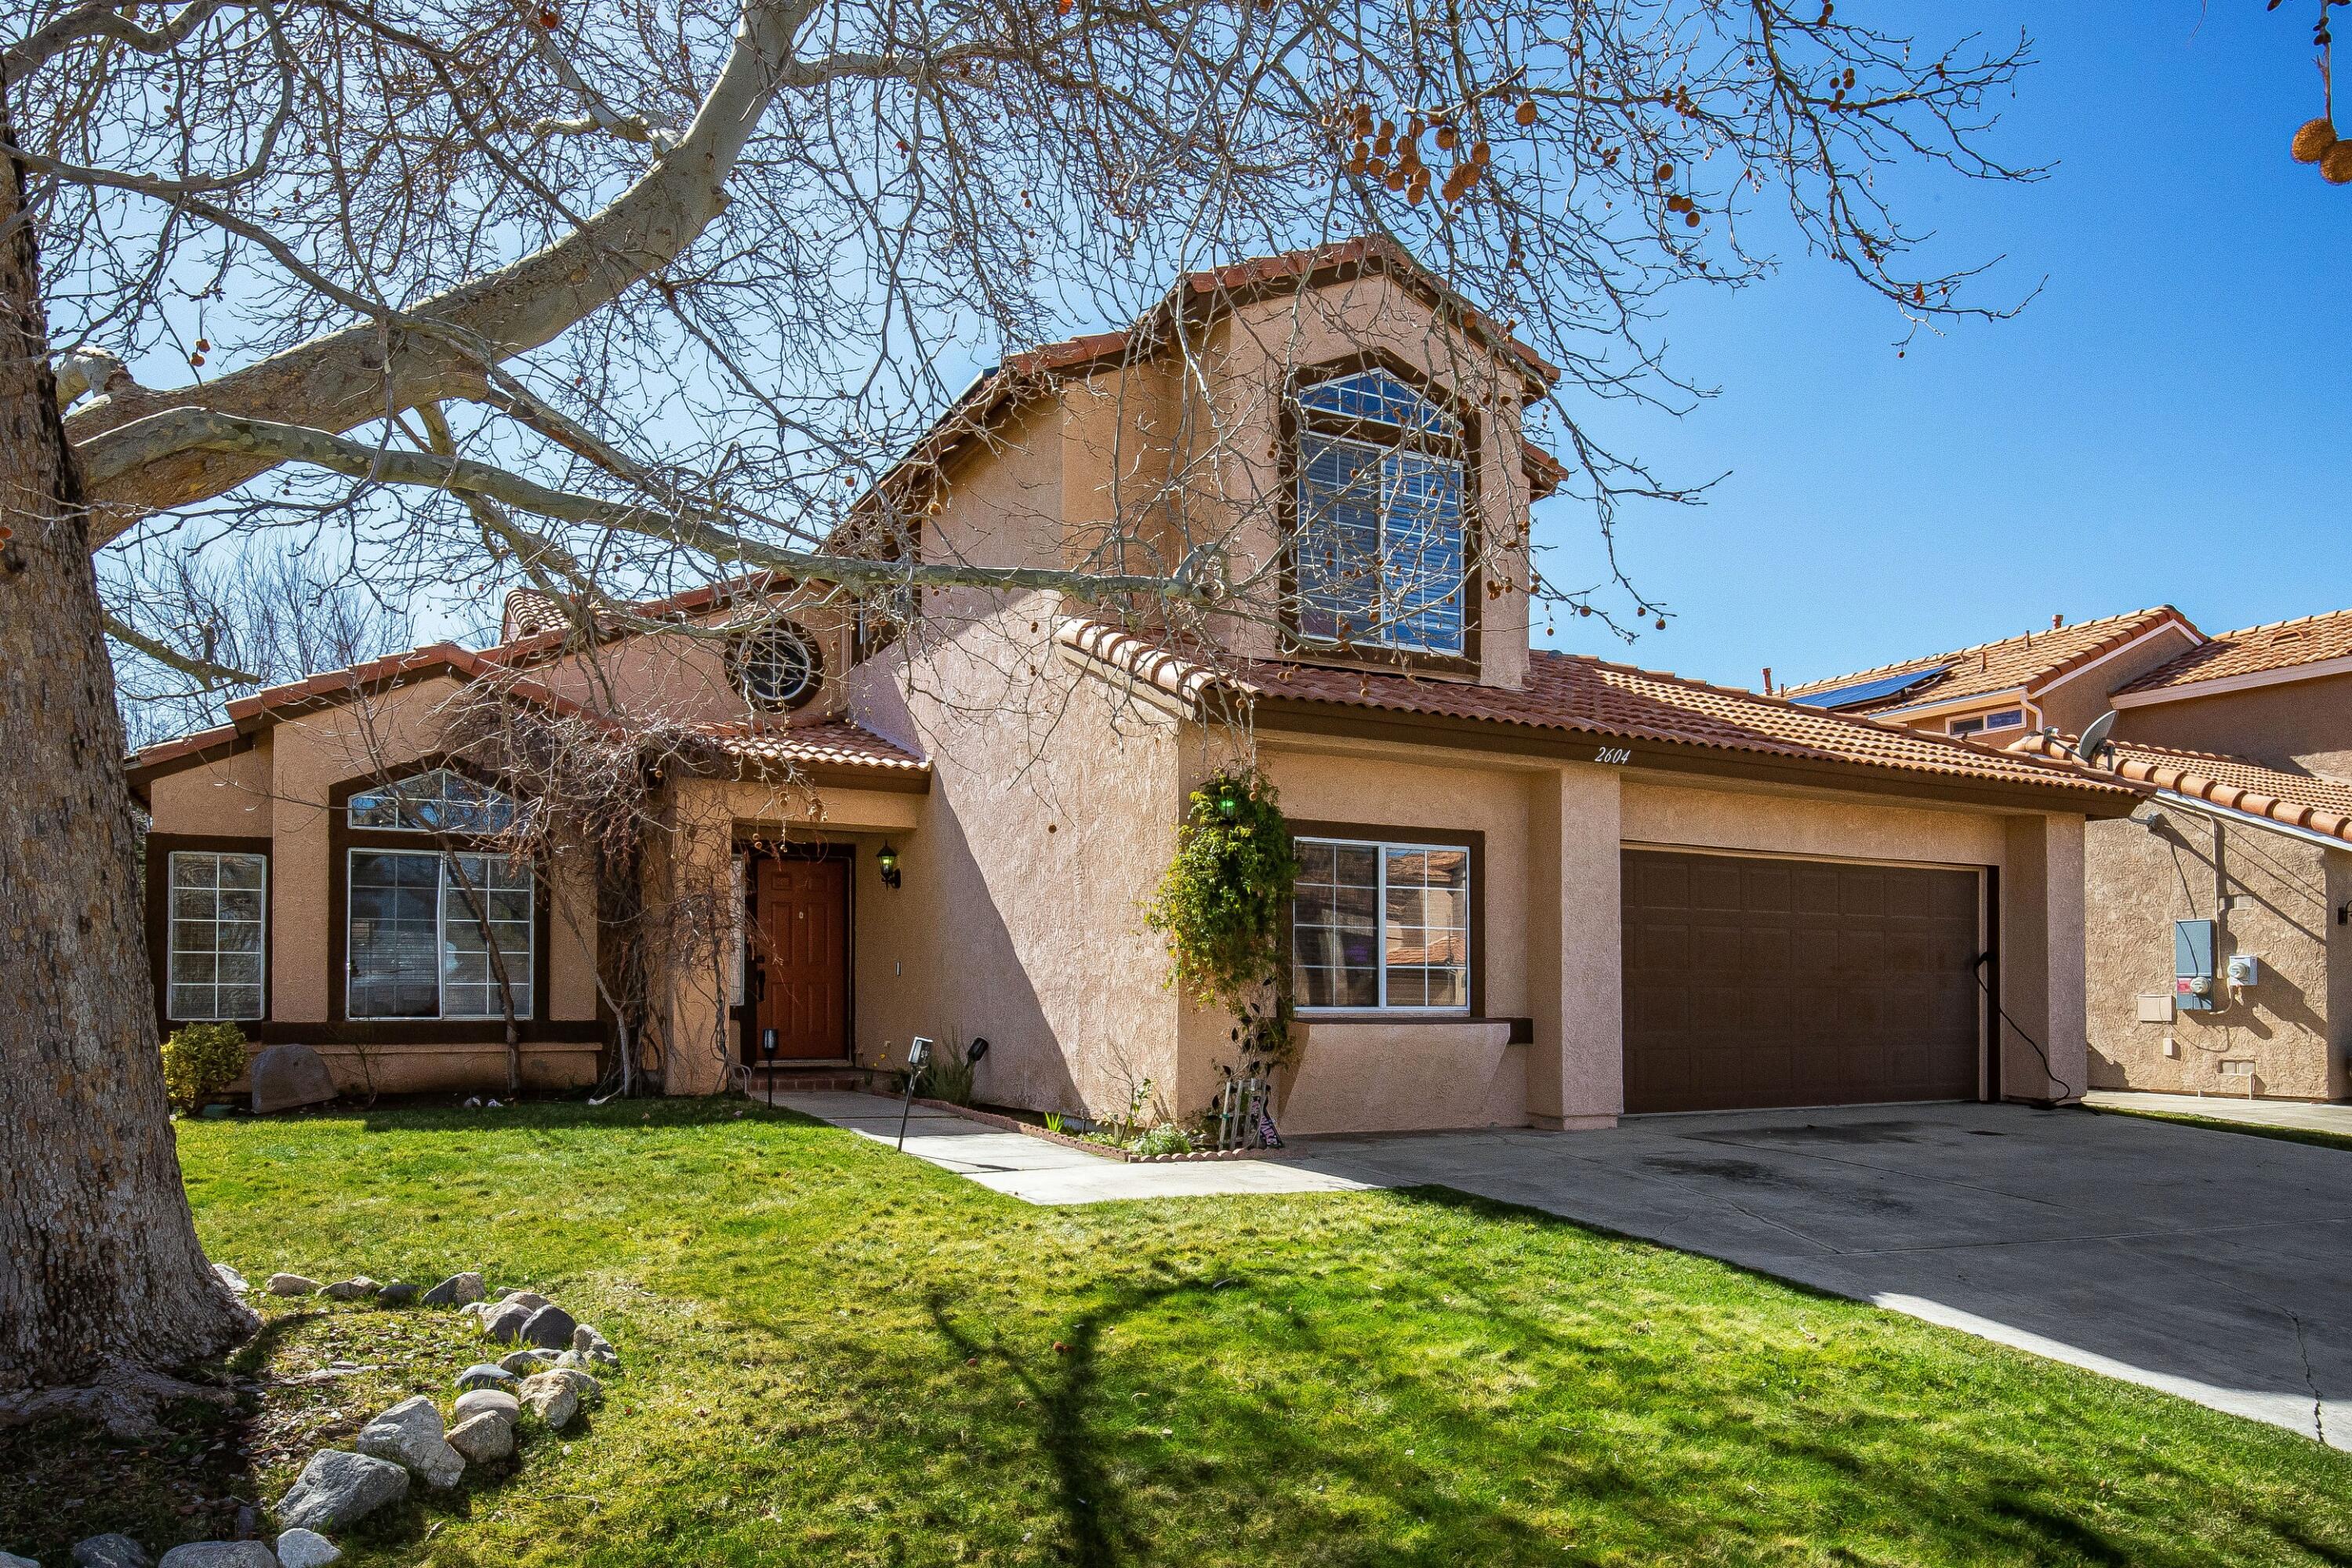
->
[147,833,274,1033]
[325,761,562,1045]
[1276,350,1486,681]
[1287,818,1486,1019]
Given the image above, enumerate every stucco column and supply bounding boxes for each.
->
[652,782,738,1096]
[1526,764,1623,1130]
[2000,813,2089,1105]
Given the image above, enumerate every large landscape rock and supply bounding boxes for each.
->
[498,1348,557,1376]
[249,1044,336,1113]
[517,1372,579,1428]
[452,1388,520,1424]
[2,1550,42,1567]
[419,1271,484,1307]
[278,1449,409,1531]
[356,1395,465,1489]
[318,1277,379,1301]
[446,1410,515,1464]
[155,1545,274,1568]
[495,1290,550,1311]
[518,1304,576,1351]
[480,1301,532,1344]
[272,1530,339,1568]
[375,1280,416,1306]
[210,1265,249,1298]
[72,1532,151,1568]
[266,1273,318,1297]
[456,1363,514,1391]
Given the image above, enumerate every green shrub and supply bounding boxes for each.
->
[1131,1123,1195,1158]
[916,1036,978,1106]
[1146,770,1299,1070]
[161,1022,249,1109]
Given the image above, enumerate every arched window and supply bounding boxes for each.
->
[347,768,517,833]
[1290,369,1468,657]
[728,623,822,710]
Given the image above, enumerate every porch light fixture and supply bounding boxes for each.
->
[877,844,902,889]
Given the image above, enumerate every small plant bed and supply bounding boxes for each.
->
[888,1094,1286,1163]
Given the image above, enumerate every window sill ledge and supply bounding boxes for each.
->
[1299,1014,1534,1044]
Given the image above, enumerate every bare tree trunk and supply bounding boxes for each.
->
[0,98,256,1405]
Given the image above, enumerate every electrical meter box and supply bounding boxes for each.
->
[2175,919,2217,1011]
[2227,953,2261,987]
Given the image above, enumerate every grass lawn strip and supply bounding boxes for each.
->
[2087,1104,2352,1156]
[5,1098,2348,1566]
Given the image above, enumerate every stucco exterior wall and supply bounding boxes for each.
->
[841,593,1185,1120]
[1619,780,2009,868]
[2115,673,2352,781]
[2033,622,2205,737]
[2083,808,2346,1100]
[146,739,274,836]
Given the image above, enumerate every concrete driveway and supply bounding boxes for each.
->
[1292,1102,2352,1445]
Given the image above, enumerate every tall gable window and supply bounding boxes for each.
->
[349,768,517,833]
[1290,368,1468,657]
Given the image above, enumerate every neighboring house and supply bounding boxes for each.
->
[127,239,2141,1131]
[1795,607,2352,1103]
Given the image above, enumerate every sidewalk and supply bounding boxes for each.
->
[2085,1089,2352,1138]
[774,1091,1373,1203]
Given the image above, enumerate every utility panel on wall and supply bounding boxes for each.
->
[2174,919,2216,1012]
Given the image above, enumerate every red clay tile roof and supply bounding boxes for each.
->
[1781,608,2199,717]
[2111,606,2352,699]
[2013,732,2352,844]
[501,587,572,640]
[690,720,928,776]
[1059,619,2143,806]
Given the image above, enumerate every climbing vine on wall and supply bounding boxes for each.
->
[1147,769,1300,1064]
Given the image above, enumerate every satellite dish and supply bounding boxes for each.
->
[2075,710,2119,764]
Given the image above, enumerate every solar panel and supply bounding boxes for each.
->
[1788,665,1948,711]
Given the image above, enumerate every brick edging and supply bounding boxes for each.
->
[869,1091,1285,1163]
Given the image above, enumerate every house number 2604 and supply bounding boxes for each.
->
[1594,746,1632,765]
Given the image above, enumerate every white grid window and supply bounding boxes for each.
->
[347,850,534,1020]
[1292,837,1470,1012]
[167,851,266,1021]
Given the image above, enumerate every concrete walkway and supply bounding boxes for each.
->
[773,1091,1370,1203]
[2086,1088,2352,1137]
[781,1091,2352,1444]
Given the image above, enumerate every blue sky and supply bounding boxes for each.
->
[1534,5,2352,691]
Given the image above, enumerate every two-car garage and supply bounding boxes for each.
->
[1620,847,1987,1114]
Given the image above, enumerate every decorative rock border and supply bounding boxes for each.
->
[883,1094,1290,1163]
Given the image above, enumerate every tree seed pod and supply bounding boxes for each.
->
[1373,132,1391,156]
[1385,168,1408,192]
[1471,140,1490,165]
[1435,125,1458,151]
[2292,116,2338,164]
[2324,140,2352,183]
[1515,100,1538,127]
[1364,156,1387,179]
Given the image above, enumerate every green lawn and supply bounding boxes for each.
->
[2088,1104,2352,1156]
[9,1100,2351,1566]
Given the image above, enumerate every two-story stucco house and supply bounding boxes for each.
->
[127,240,2142,1131]
[1791,606,2352,1103]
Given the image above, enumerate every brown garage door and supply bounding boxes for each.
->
[1621,848,1983,1113]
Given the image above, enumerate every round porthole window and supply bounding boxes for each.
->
[729,624,821,710]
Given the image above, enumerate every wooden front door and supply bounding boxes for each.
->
[752,856,849,1061]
